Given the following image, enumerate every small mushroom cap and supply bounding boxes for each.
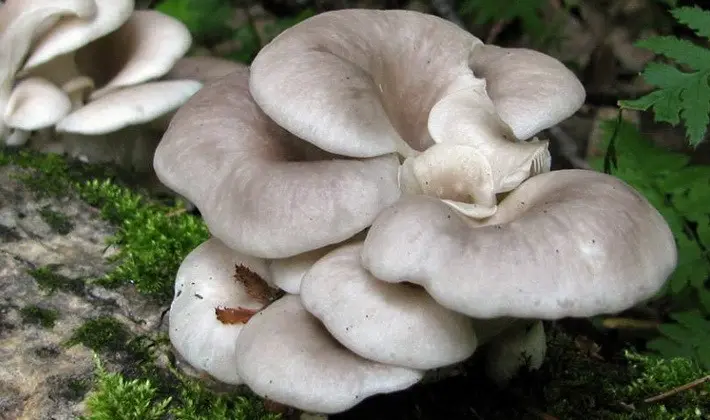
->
[300,242,478,370]
[55,79,202,135]
[469,44,586,140]
[78,10,192,99]
[21,0,134,71]
[154,66,401,259]
[4,77,71,130]
[235,295,423,414]
[362,169,677,319]
[169,237,270,385]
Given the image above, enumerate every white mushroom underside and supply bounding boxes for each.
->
[234,295,424,414]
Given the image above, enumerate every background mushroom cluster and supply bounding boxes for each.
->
[153,9,678,415]
[0,0,203,172]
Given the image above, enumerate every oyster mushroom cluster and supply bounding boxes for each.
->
[0,0,203,171]
[154,9,678,415]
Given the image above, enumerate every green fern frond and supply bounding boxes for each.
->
[620,6,710,147]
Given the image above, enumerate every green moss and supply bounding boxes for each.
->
[20,305,59,328]
[77,179,208,302]
[82,356,171,420]
[39,205,74,234]
[28,265,86,295]
[66,316,131,353]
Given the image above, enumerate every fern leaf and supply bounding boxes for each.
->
[636,36,710,71]
[620,7,710,147]
[672,6,710,39]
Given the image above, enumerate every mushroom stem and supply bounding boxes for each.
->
[5,128,31,146]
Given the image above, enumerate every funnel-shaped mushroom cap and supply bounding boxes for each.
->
[301,242,477,370]
[234,295,423,414]
[250,9,477,158]
[250,9,585,162]
[154,66,401,259]
[362,169,677,319]
[56,79,202,135]
[4,77,72,130]
[75,10,192,99]
[169,237,272,385]
[469,44,586,140]
[0,0,96,136]
[20,0,133,72]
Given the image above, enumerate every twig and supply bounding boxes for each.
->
[486,20,508,44]
[601,317,660,330]
[644,375,710,403]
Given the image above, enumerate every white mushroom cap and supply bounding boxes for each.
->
[250,10,584,157]
[21,0,133,72]
[485,321,547,386]
[153,65,401,259]
[55,79,202,135]
[0,0,96,138]
[169,237,273,385]
[77,10,192,99]
[248,9,582,204]
[300,242,478,370]
[469,44,586,140]
[249,9,479,158]
[4,77,71,130]
[362,169,677,319]
[234,295,424,414]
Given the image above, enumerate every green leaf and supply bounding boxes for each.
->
[672,6,710,39]
[620,7,710,147]
[636,35,710,71]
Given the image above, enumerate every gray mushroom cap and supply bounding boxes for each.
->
[300,242,478,370]
[153,65,400,259]
[362,169,677,319]
[234,295,423,414]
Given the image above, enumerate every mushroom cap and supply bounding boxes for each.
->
[234,294,423,414]
[0,0,96,136]
[168,237,270,385]
[362,169,677,319]
[21,0,133,71]
[55,79,202,135]
[77,10,192,99]
[300,242,478,370]
[249,9,585,162]
[249,9,478,158]
[153,66,401,259]
[469,44,586,140]
[4,77,71,130]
